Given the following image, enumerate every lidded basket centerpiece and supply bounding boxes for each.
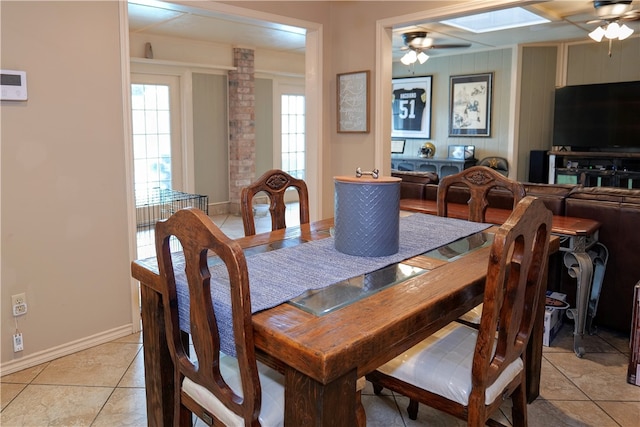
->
[333,168,401,257]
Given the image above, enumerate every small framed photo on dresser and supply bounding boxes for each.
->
[391,140,406,154]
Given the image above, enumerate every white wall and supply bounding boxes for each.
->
[566,37,640,85]
[1,1,133,371]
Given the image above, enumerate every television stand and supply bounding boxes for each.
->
[548,151,640,188]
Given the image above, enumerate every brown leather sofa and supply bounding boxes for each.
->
[392,170,640,333]
[392,171,438,199]
[563,187,640,333]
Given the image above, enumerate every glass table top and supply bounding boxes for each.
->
[288,262,426,316]
[419,231,493,262]
[289,231,493,316]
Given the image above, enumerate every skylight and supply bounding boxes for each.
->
[441,7,550,33]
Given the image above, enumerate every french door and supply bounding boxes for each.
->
[130,73,183,258]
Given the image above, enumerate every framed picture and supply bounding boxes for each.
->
[337,70,370,133]
[448,145,475,159]
[392,76,432,139]
[391,140,406,154]
[449,73,493,137]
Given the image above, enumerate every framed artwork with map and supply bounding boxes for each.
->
[391,76,432,139]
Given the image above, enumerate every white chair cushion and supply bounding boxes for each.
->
[377,322,523,406]
[182,353,285,427]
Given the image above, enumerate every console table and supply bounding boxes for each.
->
[391,156,476,178]
[548,151,640,188]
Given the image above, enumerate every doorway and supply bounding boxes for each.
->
[123,1,323,329]
[131,73,183,259]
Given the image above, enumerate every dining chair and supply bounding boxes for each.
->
[155,207,285,426]
[366,196,552,426]
[240,169,310,236]
[437,165,526,223]
[438,165,527,325]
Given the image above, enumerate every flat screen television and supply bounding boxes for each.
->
[552,81,640,150]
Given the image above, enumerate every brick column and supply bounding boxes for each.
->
[228,48,255,214]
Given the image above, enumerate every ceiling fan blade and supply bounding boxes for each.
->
[585,9,639,25]
[430,43,472,49]
[620,10,640,20]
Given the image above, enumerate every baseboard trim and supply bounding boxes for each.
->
[208,201,231,216]
[0,324,135,377]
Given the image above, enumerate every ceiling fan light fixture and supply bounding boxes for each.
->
[400,48,428,66]
[401,50,417,65]
[588,20,635,43]
[589,26,606,41]
[618,23,634,40]
[604,21,621,38]
[417,51,429,64]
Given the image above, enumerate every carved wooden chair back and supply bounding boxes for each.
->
[154,207,271,426]
[366,196,552,426]
[240,169,310,236]
[437,165,526,223]
[468,195,552,423]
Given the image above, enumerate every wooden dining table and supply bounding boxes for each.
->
[131,216,559,426]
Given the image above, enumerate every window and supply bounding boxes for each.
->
[281,94,305,179]
[131,74,182,258]
[131,83,172,206]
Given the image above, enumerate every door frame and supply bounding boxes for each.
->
[119,1,323,333]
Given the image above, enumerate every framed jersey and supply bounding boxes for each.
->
[392,76,432,139]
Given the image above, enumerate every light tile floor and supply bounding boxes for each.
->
[2,210,639,426]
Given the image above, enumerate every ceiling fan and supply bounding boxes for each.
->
[399,31,471,65]
[586,1,639,55]
[589,0,640,21]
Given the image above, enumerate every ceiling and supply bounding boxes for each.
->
[127,1,307,55]
[128,1,640,60]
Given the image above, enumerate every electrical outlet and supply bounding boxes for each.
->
[13,333,24,352]
[11,293,27,316]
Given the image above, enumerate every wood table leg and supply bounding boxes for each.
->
[140,284,174,426]
[284,367,357,426]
